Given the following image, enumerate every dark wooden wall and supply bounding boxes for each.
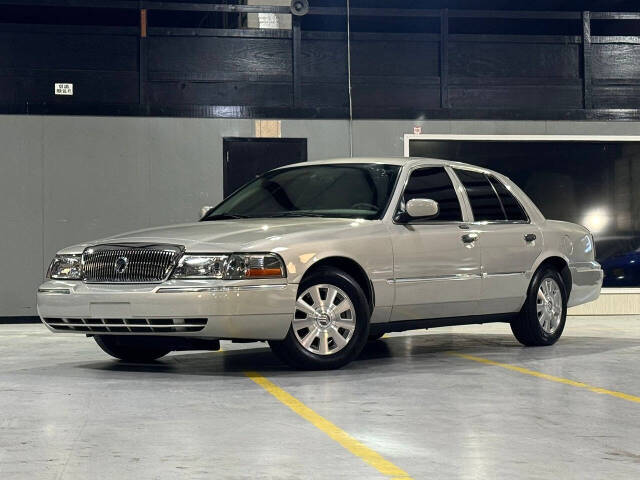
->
[1,1,640,120]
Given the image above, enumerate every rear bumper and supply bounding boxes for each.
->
[568,261,603,308]
[37,279,297,340]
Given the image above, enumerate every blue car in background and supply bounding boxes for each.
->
[598,236,640,287]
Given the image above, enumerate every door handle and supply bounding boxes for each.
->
[461,233,478,244]
[524,233,537,242]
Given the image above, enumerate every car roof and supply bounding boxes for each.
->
[283,157,494,172]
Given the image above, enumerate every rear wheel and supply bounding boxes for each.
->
[94,335,171,362]
[511,266,567,346]
[269,267,370,369]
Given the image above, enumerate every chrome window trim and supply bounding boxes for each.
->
[487,174,531,224]
[204,162,403,222]
[391,164,468,225]
[450,167,533,225]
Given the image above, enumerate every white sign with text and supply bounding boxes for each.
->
[54,83,73,95]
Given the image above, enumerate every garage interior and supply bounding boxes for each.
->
[2,1,640,478]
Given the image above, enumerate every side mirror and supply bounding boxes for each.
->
[406,198,439,219]
[200,206,213,219]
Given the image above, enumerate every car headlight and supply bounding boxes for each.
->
[47,255,83,280]
[171,253,285,280]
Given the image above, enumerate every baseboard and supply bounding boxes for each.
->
[0,316,40,324]
[569,288,640,316]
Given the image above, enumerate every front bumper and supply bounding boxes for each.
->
[37,279,297,340]
[568,261,603,308]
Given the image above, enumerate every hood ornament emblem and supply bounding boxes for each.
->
[114,256,129,274]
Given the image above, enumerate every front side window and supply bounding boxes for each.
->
[401,167,463,221]
[202,163,401,221]
[455,169,505,221]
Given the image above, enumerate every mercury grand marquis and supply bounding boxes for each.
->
[37,158,603,369]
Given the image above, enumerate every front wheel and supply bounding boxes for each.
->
[94,335,172,362]
[269,267,370,370]
[511,267,567,346]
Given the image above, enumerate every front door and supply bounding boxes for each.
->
[453,168,542,314]
[389,166,482,321]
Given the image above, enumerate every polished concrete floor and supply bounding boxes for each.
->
[1,317,639,479]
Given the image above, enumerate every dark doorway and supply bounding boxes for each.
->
[223,137,307,197]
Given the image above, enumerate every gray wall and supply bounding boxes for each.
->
[0,116,350,317]
[2,115,640,317]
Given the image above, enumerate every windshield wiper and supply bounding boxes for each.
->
[266,212,328,218]
[202,213,251,221]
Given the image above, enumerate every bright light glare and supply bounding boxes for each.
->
[582,208,610,234]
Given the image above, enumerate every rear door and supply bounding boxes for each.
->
[453,168,542,314]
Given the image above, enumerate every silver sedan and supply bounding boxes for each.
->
[37,158,602,369]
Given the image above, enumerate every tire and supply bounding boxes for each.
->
[368,332,385,342]
[94,335,171,362]
[511,266,567,346]
[269,266,370,370]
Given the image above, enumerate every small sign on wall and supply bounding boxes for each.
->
[255,120,282,138]
[54,83,73,96]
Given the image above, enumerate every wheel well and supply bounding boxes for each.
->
[537,256,572,297]
[301,257,375,312]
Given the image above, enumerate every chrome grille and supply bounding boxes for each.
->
[43,317,207,333]
[82,243,184,283]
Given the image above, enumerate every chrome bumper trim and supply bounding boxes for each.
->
[37,288,71,294]
[156,284,288,293]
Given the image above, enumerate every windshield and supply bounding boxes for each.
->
[202,163,401,221]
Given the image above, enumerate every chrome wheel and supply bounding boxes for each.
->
[536,277,563,334]
[293,284,356,356]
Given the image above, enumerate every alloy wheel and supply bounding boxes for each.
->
[536,277,563,334]
[293,284,356,355]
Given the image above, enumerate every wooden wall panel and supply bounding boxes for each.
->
[0,71,139,105]
[592,44,640,80]
[0,32,137,71]
[0,31,139,106]
[148,36,292,78]
[1,5,640,119]
[449,85,583,109]
[352,84,440,109]
[300,83,348,107]
[300,38,347,80]
[147,81,292,106]
[593,86,640,108]
[350,40,440,77]
[592,44,640,108]
[449,42,581,79]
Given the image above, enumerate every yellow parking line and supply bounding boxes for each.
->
[450,352,640,404]
[245,371,413,479]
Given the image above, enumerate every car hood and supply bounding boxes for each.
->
[60,217,376,254]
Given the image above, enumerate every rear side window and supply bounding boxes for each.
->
[402,167,462,221]
[455,169,505,221]
[489,176,528,222]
